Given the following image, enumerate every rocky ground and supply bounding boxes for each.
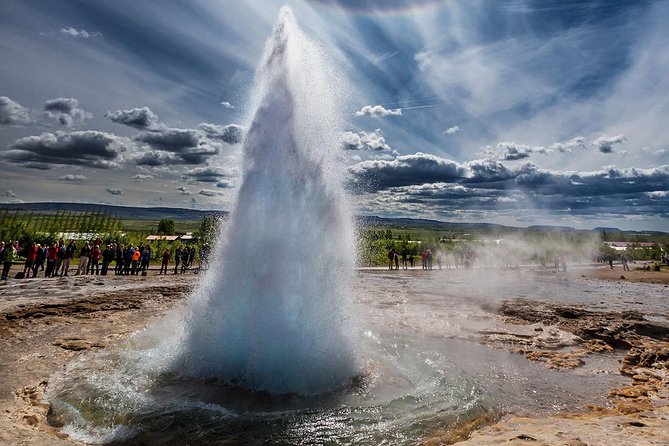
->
[0,272,195,445]
[0,266,668,445]
[454,267,669,446]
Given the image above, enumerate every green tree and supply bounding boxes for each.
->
[157,218,176,235]
[197,215,219,246]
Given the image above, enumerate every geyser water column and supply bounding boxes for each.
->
[176,6,359,395]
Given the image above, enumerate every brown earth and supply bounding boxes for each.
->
[582,265,669,285]
[0,273,196,445]
[2,270,669,445]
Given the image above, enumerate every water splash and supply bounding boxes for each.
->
[173,6,359,395]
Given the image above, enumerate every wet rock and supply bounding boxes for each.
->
[52,337,103,351]
[511,348,586,369]
[22,414,39,426]
[623,345,669,369]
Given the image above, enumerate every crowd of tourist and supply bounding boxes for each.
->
[0,239,207,280]
[387,248,441,270]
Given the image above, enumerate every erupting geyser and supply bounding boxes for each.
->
[46,8,500,444]
[174,6,359,395]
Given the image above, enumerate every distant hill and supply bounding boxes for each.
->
[355,215,513,231]
[1,203,666,235]
[0,202,226,221]
[357,216,580,233]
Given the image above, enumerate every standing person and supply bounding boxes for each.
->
[621,255,630,272]
[394,251,400,270]
[45,242,58,277]
[174,246,182,274]
[181,247,189,273]
[76,241,91,276]
[124,245,134,275]
[114,244,124,275]
[427,249,433,270]
[101,245,114,275]
[141,247,151,273]
[131,247,141,275]
[160,248,170,275]
[387,248,395,270]
[61,241,75,277]
[188,246,196,269]
[89,242,101,275]
[2,241,16,280]
[33,244,46,277]
[401,249,407,270]
[22,242,35,278]
[420,250,427,270]
[54,239,65,277]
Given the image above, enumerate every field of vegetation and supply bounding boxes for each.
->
[0,207,667,268]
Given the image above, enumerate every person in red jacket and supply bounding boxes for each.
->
[22,242,37,278]
[45,242,59,277]
[88,242,101,275]
[160,249,171,275]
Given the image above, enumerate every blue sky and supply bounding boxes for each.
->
[0,0,667,230]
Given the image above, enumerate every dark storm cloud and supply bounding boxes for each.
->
[105,107,160,130]
[133,124,242,165]
[134,128,199,152]
[592,134,626,153]
[353,151,669,216]
[179,141,223,165]
[348,153,466,191]
[133,150,178,167]
[5,130,127,169]
[105,188,123,195]
[515,165,669,197]
[182,166,229,183]
[198,123,245,144]
[43,97,92,126]
[0,96,31,125]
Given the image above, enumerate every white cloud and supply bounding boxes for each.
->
[548,137,586,153]
[0,96,31,125]
[4,190,17,198]
[220,101,234,109]
[59,27,102,39]
[59,174,87,181]
[198,189,222,197]
[354,105,402,118]
[443,125,459,135]
[43,97,92,126]
[341,129,391,151]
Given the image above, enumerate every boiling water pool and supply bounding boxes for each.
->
[46,268,643,445]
